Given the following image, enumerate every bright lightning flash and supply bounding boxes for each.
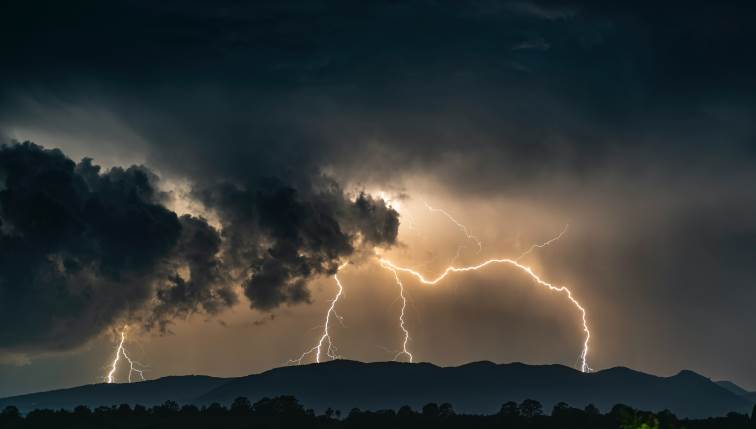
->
[379,257,592,373]
[290,262,349,364]
[385,266,413,362]
[106,325,146,383]
[290,196,591,373]
[383,203,584,370]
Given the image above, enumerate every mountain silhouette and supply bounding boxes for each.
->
[717,380,756,405]
[1,361,753,418]
[717,380,751,397]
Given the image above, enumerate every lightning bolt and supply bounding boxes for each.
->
[289,196,589,372]
[290,262,348,364]
[424,202,483,253]
[381,214,582,370]
[516,224,570,261]
[106,325,146,383]
[385,265,413,362]
[379,257,592,373]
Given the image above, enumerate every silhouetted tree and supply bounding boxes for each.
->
[154,399,179,416]
[4,397,755,429]
[252,395,305,418]
[610,403,636,425]
[439,402,455,418]
[657,409,678,428]
[499,401,519,417]
[726,412,750,428]
[230,396,252,415]
[422,402,439,418]
[752,404,756,427]
[180,404,200,416]
[72,405,91,417]
[397,405,415,418]
[585,403,600,416]
[519,399,543,418]
[1,406,20,419]
[0,405,21,427]
[116,403,131,418]
[205,402,226,416]
[133,404,148,416]
[348,407,362,419]
[552,401,570,417]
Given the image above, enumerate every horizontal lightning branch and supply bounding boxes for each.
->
[378,257,592,373]
[516,224,570,261]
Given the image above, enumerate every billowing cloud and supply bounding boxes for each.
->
[0,142,398,352]
[196,178,399,310]
[0,142,182,351]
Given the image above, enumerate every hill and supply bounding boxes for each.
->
[717,380,752,397]
[1,361,753,418]
[0,375,226,412]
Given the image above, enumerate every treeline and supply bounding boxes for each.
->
[1,396,755,429]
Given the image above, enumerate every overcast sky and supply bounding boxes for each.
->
[1,1,755,396]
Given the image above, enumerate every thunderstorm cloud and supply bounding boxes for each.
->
[0,142,398,352]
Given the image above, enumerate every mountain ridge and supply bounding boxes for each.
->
[1,360,752,418]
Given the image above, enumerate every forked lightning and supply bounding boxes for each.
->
[106,326,146,383]
[379,256,592,373]
[291,201,591,373]
[289,262,349,364]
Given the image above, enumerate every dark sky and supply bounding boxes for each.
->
[1,0,755,396]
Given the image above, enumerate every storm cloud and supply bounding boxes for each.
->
[0,142,183,351]
[0,142,398,352]
[196,179,398,310]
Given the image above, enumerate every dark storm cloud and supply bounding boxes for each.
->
[3,0,753,193]
[149,214,237,332]
[0,142,398,352]
[0,142,180,350]
[197,180,398,310]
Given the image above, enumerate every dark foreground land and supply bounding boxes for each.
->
[2,396,756,429]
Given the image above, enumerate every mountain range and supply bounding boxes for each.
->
[1,360,754,418]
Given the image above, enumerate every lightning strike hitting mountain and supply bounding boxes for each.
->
[379,257,592,373]
[289,196,587,371]
[105,326,146,383]
[381,206,575,368]
[386,265,413,362]
[290,262,349,364]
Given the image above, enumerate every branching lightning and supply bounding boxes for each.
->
[516,224,570,261]
[383,202,584,370]
[386,265,413,362]
[290,262,349,364]
[424,202,483,252]
[379,257,592,373]
[106,325,146,383]
[290,197,591,373]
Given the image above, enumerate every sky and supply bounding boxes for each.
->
[1,1,756,397]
